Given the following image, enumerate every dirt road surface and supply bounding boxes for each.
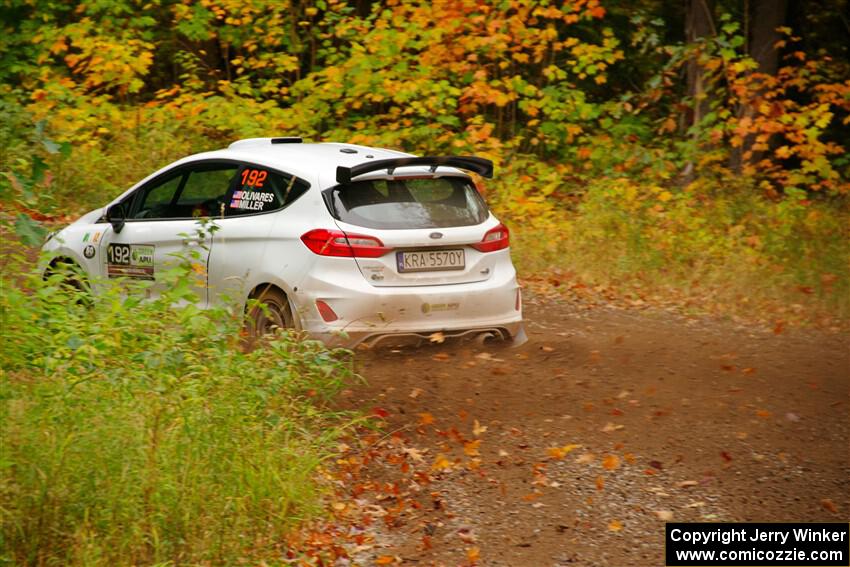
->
[336,293,849,566]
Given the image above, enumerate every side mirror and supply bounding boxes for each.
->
[106,203,126,234]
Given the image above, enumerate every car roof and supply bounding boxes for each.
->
[178,140,471,187]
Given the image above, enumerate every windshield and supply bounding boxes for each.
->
[327,176,489,229]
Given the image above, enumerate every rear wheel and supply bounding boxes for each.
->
[246,287,294,340]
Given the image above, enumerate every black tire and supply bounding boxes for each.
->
[246,287,294,340]
[45,258,91,303]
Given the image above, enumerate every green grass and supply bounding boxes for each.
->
[501,174,850,322]
[0,255,354,565]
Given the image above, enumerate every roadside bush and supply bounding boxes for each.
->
[0,254,353,566]
[497,171,850,318]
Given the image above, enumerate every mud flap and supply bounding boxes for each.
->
[508,324,528,348]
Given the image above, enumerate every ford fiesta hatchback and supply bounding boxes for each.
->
[42,138,525,347]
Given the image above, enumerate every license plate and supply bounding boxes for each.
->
[397,249,465,273]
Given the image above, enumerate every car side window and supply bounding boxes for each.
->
[225,165,309,217]
[131,173,184,219]
[130,163,239,220]
[176,166,239,218]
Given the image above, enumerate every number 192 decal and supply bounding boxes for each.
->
[107,243,155,279]
[240,168,267,187]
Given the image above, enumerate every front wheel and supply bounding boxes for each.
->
[246,287,294,340]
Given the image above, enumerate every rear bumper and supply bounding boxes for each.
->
[291,258,523,348]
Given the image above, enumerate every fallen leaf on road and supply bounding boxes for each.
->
[418,412,435,426]
[755,409,772,418]
[464,440,481,457]
[608,519,623,532]
[601,422,624,433]
[602,455,621,471]
[375,555,397,565]
[595,475,605,491]
[541,345,555,352]
[742,367,756,374]
[372,407,389,418]
[473,419,487,437]
[458,528,477,543]
[785,412,800,422]
[547,444,581,460]
[649,460,663,470]
[404,447,426,462]
[467,546,481,564]
[432,352,450,361]
[409,387,423,399]
[720,451,733,462]
[821,499,838,514]
[475,352,503,362]
[432,454,453,471]
[677,480,698,488]
[429,331,445,343]
[655,510,674,521]
[575,453,595,465]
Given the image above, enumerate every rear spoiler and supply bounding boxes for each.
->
[335,156,493,184]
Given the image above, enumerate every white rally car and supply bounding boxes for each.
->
[42,138,524,347]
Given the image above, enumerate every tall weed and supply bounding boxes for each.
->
[0,254,353,565]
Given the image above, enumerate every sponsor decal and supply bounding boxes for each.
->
[82,232,90,242]
[92,231,101,243]
[421,302,460,314]
[83,244,96,259]
[107,243,155,279]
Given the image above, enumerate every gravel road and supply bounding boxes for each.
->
[335,293,849,566]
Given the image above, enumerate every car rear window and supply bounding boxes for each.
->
[326,177,489,229]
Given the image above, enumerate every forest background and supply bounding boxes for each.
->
[1,1,849,564]
[2,0,849,321]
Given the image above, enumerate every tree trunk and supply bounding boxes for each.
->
[682,0,715,182]
[734,0,788,171]
[750,0,788,75]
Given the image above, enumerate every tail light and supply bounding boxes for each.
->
[515,288,522,311]
[301,229,389,258]
[471,223,509,253]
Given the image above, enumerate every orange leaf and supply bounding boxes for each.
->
[547,443,581,460]
[431,454,452,471]
[467,546,481,563]
[375,555,397,565]
[602,455,621,471]
[464,440,481,457]
[595,475,605,491]
[608,519,623,532]
[418,412,435,426]
[821,499,838,514]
